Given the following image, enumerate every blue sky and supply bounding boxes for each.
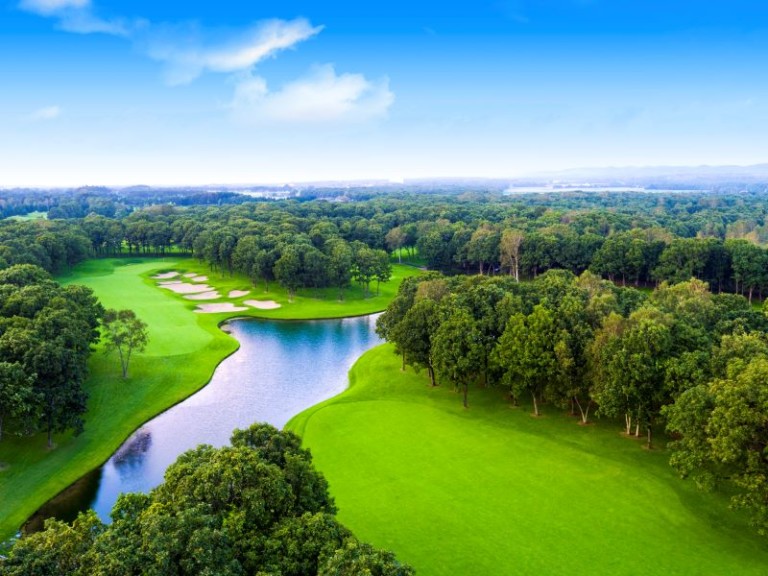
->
[1,0,767,186]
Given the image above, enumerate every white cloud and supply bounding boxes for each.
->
[230,64,394,125]
[19,3,395,128]
[29,105,61,121]
[58,12,130,35]
[145,19,323,85]
[19,0,88,15]
[19,0,130,36]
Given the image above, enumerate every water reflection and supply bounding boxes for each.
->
[32,314,382,525]
[23,467,103,533]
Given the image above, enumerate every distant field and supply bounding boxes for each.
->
[5,211,48,221]
[0,257,418,540]
[288,344,768,576]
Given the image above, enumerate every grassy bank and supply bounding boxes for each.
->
[0,257,418,540]
[287,344,768,576]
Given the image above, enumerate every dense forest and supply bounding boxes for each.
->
[5,190,768,299]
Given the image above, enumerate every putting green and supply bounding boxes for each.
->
[288,344,768,576]
[0,257,417,540]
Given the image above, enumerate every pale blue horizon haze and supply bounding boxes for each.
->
[1,0,767,186]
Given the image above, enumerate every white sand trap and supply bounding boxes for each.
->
[195,303,248,314]
[229,290,250,298]
[160,283,215,294]
[184,291,220,300]
[245,299,281,310]
[153,271,179,280]
[183,273,197,278]
[191,275,208,282]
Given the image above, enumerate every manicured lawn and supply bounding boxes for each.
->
[0,257,418,540]
[287,344,768,576]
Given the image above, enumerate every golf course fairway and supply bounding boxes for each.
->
[287,344,768,576]
[0,257,419,540]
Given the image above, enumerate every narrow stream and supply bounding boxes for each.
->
[25,314,381,530]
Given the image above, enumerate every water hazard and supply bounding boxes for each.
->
[27,314,381,528]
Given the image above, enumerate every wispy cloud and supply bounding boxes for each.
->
[19,1,323,83]
[19,2,394,127]
[19,0,130,35]
[230,64,394,126]
[144,19,323,85]
[28,105,61,121]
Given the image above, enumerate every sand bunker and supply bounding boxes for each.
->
[153,271,179,280]
[229,290,250,298]
[160,283,215,294]
[191,275,208,282]
[183,273,197,278]
[194,303,248,314]
[184,291,220,300]
[159,280,183,286]
[244,299,281,310]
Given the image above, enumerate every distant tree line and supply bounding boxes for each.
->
[0,186,251,220]
[7,189,768,301]
[377,271,768,534]
[1,424,413,576]
[5,190,768,298]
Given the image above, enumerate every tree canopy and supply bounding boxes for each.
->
[1,424,413,575]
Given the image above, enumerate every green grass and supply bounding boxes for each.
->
[0,257,418,540]
[5,211,48,221]
[287,344,768,576]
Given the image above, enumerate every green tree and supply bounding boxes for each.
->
[0,510,104,575]
[499,228,524,281]
[376,276,421,369]
[726,239,766,302]
[432,307,481,407]
[320,540,415,576]
[374,249,392,296]
[666,357,768,534]
[275,244,304,301]
[326,238,353,300]
[0,361,36,441]
[351,243,379,298]
[591,306,672,447]
[102,309,149,379]
[494,305,559,416]
[393,298,441,386]
[466,224,499,275]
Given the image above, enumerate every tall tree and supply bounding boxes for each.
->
[326,238,353,300]
[591,307,672,447]
[392,298,441,386]
[274,244,304,301]
[432,307,481,407]
[494,305,560,416]
[102,309,149,379]
[499,228,524,281]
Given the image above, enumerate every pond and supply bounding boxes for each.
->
[26,314,382,530]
